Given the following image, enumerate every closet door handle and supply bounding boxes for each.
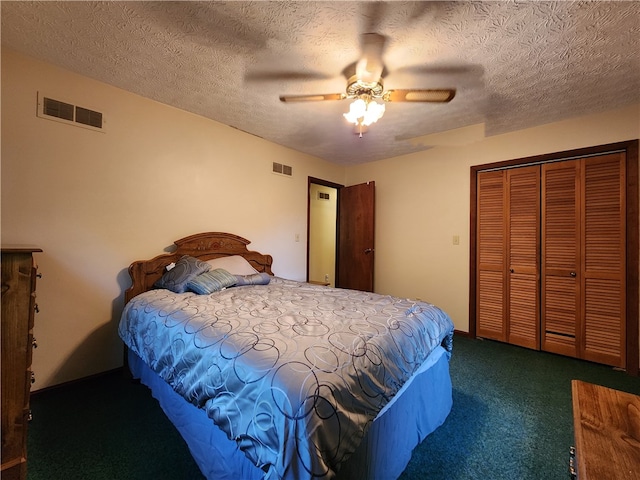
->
[570,272,577,277]
[510,268,514,273]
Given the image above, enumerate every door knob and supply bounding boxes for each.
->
[364,248,373,254]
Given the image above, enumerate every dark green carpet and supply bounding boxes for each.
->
[28,336,640,479]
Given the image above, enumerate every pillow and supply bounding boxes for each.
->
[205,255,259,275]
[154,255,210,293]
[187,268,238,295]
[234,272,271,286]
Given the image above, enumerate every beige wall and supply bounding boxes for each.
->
[345,104,640,336]
[3,49,638,389]
[1,49,345,389]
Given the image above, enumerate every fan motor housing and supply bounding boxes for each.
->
[346,75,384,98]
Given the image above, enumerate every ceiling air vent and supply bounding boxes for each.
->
[37,92,105,132]
[272,162,293,177]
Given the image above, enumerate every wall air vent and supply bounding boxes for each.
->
[43,97,74,121]
[272,162,293,177]
[37,92,106,132]
[75,106,103,129]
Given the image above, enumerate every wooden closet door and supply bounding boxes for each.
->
[506,166,540,349]
[542,160,581,357]
[581,153,625,367]
[477,170,506,341]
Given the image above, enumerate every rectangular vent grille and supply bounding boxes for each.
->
[272,162,293,177]
[318,192,330,200]
[44,97,74,121]
[75,106,103,128]
[37,92,105,132]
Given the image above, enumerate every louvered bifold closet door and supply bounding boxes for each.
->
[506,166,540,349]
[581,153,626,367]
[542,160,581,358]
[477,171,506,341]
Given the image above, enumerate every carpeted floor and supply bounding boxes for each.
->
[28,335,640,479]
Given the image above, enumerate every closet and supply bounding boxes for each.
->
[473,141,637,370]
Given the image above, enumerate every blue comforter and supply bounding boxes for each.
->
[119,277,454,480]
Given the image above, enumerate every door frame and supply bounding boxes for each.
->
[469,140,639,375]
[307,177,344,283]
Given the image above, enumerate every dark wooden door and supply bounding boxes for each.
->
[337,182,375,292]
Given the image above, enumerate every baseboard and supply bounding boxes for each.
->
[31,367,124,398]
[454,329,472,338]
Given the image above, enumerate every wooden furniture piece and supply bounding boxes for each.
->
[475,146,629,369]
[571,380,640,479]
[1,247,42,480]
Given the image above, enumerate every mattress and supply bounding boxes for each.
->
[129,345,452,480]
[119,277,454,479]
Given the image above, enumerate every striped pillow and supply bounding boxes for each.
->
[187,268,238,294]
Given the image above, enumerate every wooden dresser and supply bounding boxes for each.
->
[571,380,640,480]
[1,247,42,480]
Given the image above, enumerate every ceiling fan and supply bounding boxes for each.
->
[279,33,456,135]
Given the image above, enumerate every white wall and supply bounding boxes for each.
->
[1,49,345,389]
[345,104,640,335]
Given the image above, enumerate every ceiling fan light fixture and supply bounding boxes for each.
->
[343,97,385,127]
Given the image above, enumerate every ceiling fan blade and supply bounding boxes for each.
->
[398,64,483,77]
[279,93,346,103]
[356,33,386,84]
[361,2,385,33]
[246,71,334,82]
[383,89,456,103]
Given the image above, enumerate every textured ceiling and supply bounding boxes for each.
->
[2,1,639,165]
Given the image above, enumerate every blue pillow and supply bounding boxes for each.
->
[234,272,271,286]
[154,255,210,293]
[187,268,238,294]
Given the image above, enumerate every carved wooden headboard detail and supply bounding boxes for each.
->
[124,232,274,303]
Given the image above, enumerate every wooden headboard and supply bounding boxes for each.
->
[124,232,274,303]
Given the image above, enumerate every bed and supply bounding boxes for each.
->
[119,232,455,480]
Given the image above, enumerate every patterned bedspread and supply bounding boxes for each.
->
[119,277,454,480]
